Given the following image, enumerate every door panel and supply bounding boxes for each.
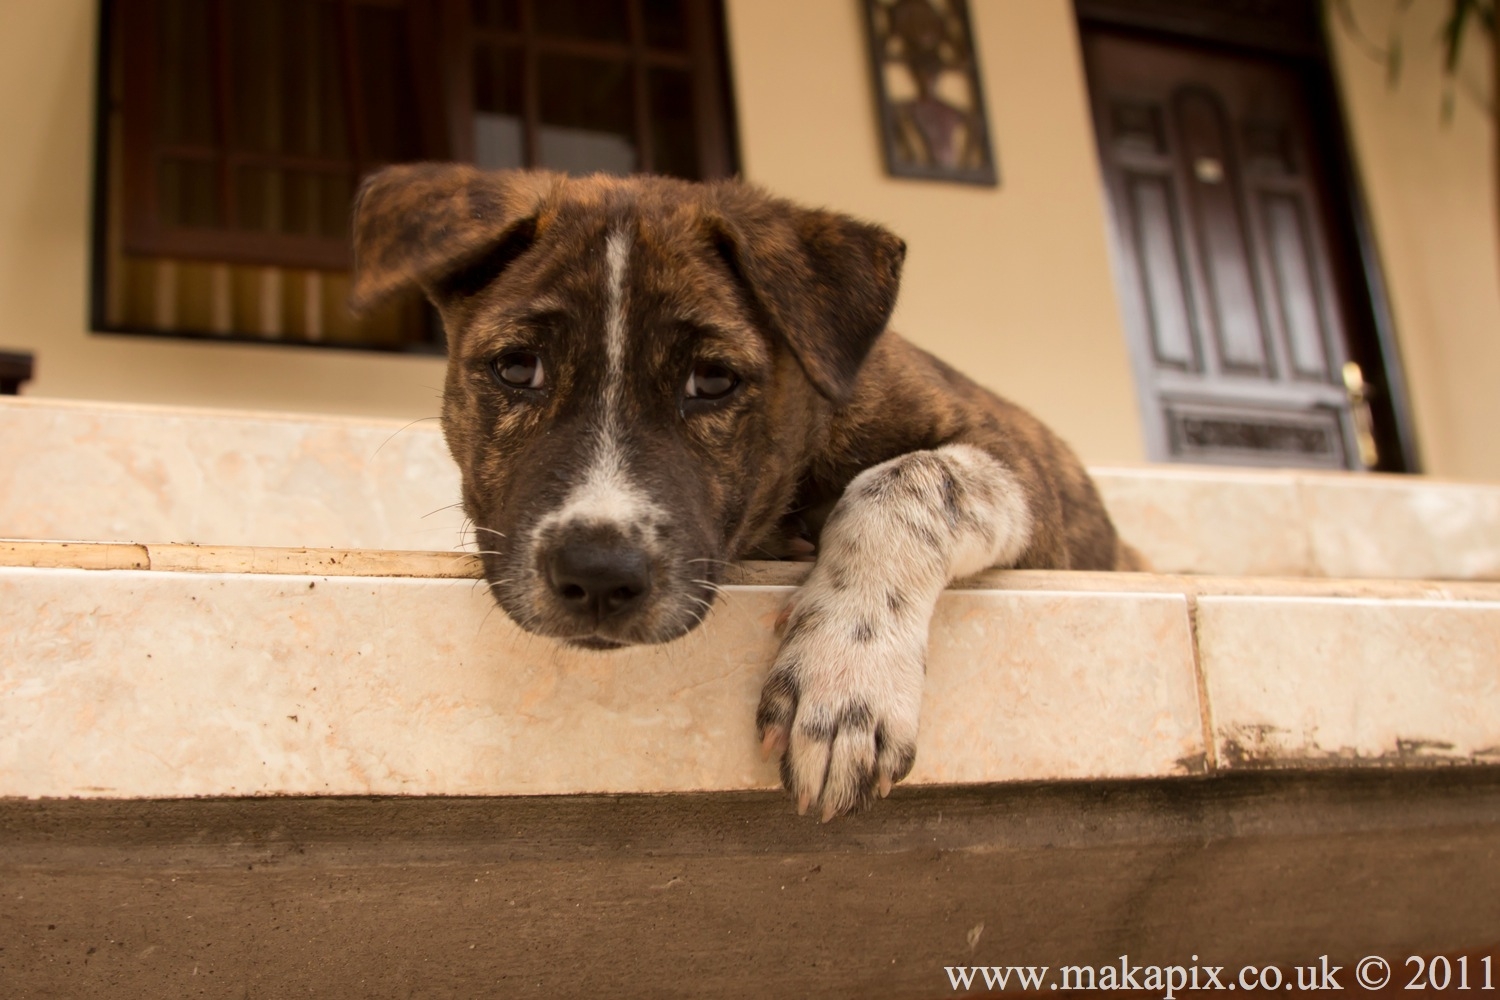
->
[1176,86,1273,376]
[1126,172,1198,370]
[1261,192,1331,380]
[1084,30,1369,470]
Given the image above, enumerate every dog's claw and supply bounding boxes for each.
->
[785,536,816,558]
[879,774,893,798]
[796,791,813,816]
[760,726,788,761]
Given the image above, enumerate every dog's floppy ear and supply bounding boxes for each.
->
[350,163,559,313]
[710,191,906,404]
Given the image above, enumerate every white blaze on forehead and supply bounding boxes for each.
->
[535,227,661,535]
[603,228,630,399]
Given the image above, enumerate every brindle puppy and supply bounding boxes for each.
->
[351,164,1142,821]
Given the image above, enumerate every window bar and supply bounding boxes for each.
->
[211,0,236,228]
[302,1,323,161]
[209,264,232,334]
[520,0,540,167]
[441,0,477,164]
[303,270,325,341]
[338,0,371,172]
[122,0,160,236]
[627,0,654,173]
[259,269,284,338]
[685,0,730,180]
[152,260,179,330]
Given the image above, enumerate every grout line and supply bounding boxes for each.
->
[4,540,1500,600]
[0,539,150,571]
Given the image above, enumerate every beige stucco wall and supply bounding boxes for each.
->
[1327,0,1500,480]
[725,0,1145,464]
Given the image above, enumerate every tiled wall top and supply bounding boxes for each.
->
[6,398,1500,580]
[0,397,463,552]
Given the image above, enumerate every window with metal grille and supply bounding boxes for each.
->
[92,0,738,352]
[459,0,735,179]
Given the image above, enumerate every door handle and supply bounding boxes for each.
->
[1341,361,1380,469]
[1192,156,1225,183]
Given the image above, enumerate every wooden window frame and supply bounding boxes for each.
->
[116,0,450,272]
[92,0,740,350]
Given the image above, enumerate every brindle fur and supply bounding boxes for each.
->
[351,164,1143,817]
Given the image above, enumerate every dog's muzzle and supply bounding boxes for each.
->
[480,505,722,649]
[515,517,709,649]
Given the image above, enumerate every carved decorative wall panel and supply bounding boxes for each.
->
[862,0,997,185]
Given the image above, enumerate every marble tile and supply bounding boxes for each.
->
[0,569,1203,798]
[0,568,775,798]
[0,398,465,551]
[1297,474,1500,581]
[915,589,1204,782]
[1197,595,1500,769]
[1092,467,1313,576]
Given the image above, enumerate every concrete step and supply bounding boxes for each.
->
[2,540,1499,994]
[5,395,1500,579]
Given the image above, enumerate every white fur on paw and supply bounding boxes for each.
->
[755,572,924,820]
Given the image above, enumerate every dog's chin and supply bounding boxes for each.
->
[486,580,719,650]
[563,635,630,652]
[545,606,710,650]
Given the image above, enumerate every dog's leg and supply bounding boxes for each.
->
[756,443,1033,820]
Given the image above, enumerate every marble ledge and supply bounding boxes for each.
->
[0,567,1204,799]
[6,397,1500,581]
[0,396,464,552]
[4,559,1500,801]
[0,539,473,577]
[1199,595,1500,771]
[1093,465,1500,581]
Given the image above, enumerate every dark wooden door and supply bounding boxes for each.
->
[1083,30,1380,469]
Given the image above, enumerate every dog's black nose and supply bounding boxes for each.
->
[545,542,652,620]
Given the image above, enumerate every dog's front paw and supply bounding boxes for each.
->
[755,585,924,821]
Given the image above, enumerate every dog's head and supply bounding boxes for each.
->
[352,165,904,648]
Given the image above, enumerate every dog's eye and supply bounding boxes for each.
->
[684,361,739,401]
[491,351,544,390]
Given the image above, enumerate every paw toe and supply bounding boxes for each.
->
[875,722,917,792]
[755,667,799,737]
[819,714,878,820]
[786,721,833,809]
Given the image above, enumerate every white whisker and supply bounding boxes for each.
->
[690,578,725,598]
[372,415,440,457]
